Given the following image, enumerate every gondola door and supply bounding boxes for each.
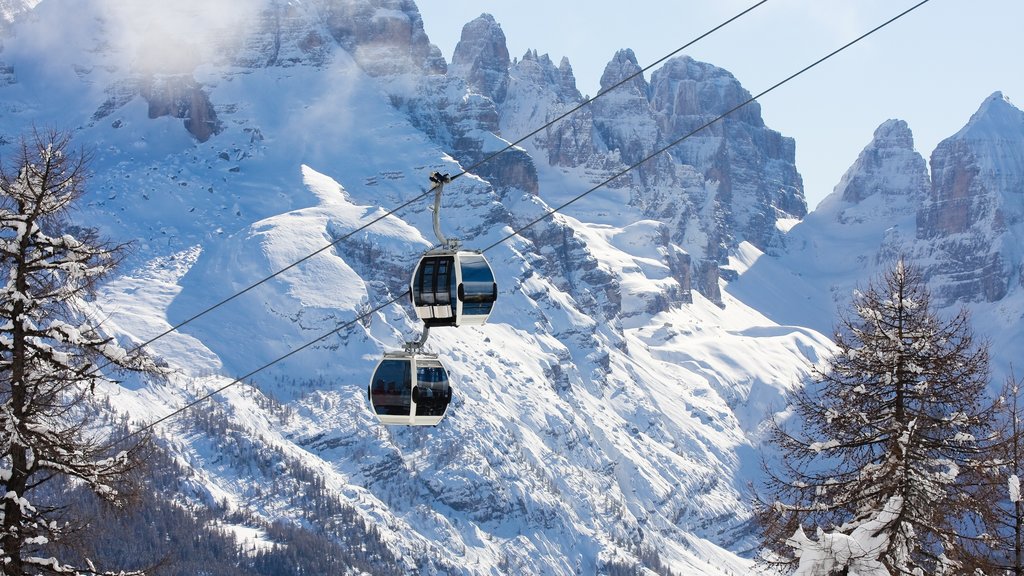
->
[412,255,457,327]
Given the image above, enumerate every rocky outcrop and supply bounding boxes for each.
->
[592,50,659,169]
[141,75,221,142]
[507,50,592,168]
[233,1,333,68]
[915,92,1024,305]
[392,14,540,196]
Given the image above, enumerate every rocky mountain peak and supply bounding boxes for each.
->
[650,55,764,128]
[506,50,582,105]
[599,49,647,96]
[833,119,928,209]
[870,118,916,150]
[915,92,1024,304]
[449,13,510,103]
[555,56,580,101]
[953,91,1024,141]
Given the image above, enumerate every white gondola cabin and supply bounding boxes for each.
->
[411,249,497,327]
[368,352,452,426]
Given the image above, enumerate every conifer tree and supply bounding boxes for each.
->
[0,129,166,575]
[758,260,992,574]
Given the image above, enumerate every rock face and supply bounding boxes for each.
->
[915,92,1024,305]
[592,49,659,169]
[647,56,805,256]
[506,49,590,167]
[141,75,221,142]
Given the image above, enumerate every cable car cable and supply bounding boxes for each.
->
[107,187,436,369]
[85,1,769,378]
[118,0,930,438]
[128,290,412,438]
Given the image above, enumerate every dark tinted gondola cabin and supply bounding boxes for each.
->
[411,249,497,327]
[368,352,452,426]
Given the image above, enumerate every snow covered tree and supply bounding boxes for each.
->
[0,129,166,575]
[758,259,992,575]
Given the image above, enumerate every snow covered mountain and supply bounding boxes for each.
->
[731,94,1024,381]
[0,1,1018,574]
[431,14,807,307]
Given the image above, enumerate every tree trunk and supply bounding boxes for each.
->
[3,214,33,574]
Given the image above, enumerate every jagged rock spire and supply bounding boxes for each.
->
[833,119,928,209]
[449,13,510,103]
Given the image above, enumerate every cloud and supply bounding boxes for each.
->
[90,0,270,74]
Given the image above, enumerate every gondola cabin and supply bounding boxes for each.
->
[368,352,452,426]
[411,249,497,327]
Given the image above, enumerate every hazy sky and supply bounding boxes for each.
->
[417,1,1023,210]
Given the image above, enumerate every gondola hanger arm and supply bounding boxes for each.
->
[404,325,431,354]
[428,172,461,250]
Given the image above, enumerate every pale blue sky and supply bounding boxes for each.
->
[418,1,1023,210]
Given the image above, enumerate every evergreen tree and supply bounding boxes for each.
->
[758,260,992,574]
[0,129,166,575]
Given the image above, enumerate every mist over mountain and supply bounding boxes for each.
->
[0,1,1019,573]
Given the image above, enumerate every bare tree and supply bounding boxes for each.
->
[757,260,993,575]
[0,129,166,575]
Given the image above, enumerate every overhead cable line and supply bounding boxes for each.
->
[130,291,410,436]
[121,0,933,439]
[96,0,768,377]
